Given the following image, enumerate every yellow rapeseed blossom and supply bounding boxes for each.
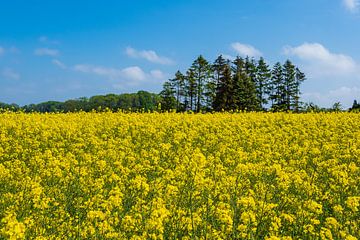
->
[0,112,359,239]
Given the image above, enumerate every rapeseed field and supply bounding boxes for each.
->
[0,112,359,239]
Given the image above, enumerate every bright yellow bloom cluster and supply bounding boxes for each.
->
[0,112,359,239]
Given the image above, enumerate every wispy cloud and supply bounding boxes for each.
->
[125,47,174,65]
[283,42,358,76]
[2,68,20,80]
[38,36,60,44]
[303,86,360,108]
[52,59,67,69]
[150,69,166,79]
[74,64,146,81]
[8,46,20,54]
[74,64,124,80]
[73,63,167,89]
[231,42,262,58]
[34,48,59,57]
[120,66,147,81]
[343,0,359,12]
[0,46,20,56]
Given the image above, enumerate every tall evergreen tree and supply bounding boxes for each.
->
[190,55,212,112]
[212,55,229,110]
[256,57,271,110]
[283,60,297,111]
[293,67,306,112]
[170,70,186,111]
[159,82,176,111]
[244,57,260,110]
[213,63,233,111]
[213,55,228,85]
[232,56,245,109]
[233,56,258,111]
[244,57,257,82]
[270,62,285,111]
[185,68,197,111]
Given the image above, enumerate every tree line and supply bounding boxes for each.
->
[0,91,160,113]
[1,53,360,113]
[160,55,307,112]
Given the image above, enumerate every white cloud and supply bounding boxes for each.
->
[283,42,358,76]
[8,46,20,54]
[343,0,359,12]
[38,36,60,44]
[121,66,147,81]
[34,48,59,57]
[150,70,166,80]
[38,36,48,43]
[2,68,20,80]
[303,86,360,108]
[74,64,122,79]
[231,42,262,58]
[73,64,149,81]
[52,59,67,69]
[0,46,20,56]
[125,47,174,65]
[73,64,167,90]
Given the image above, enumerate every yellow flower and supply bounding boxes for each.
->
[346,196,360,212]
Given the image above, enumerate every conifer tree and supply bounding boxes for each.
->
[212,55,229,110]
[185,68,197,111]
[233,56,258,111]
[256,57,271,110]
[214,63,233,111]
[190,55,212,112]
[159,81,176,110]
[170,70,186,111]
[283,60,297,111]
[293,67,306,112]
[160,55,306,113]
[213,55,228,85]
[270,62,285,111]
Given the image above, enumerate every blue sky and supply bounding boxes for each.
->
[0,0,360,107]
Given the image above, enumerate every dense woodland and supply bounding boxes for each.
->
[161,55,360,112]
[1,54,360,113]
[0,91,160,113]
[160,55,306,112]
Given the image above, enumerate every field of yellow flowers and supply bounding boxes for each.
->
[0,112,359,239]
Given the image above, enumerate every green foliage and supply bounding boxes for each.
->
[160,82,177,111]
[20,91,160,113]
[190,55,212,112]
[350,100,360,112]
[161,55,307,112]
[256,57,271,110]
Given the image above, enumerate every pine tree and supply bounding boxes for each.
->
[293,67,306,112]
[190,55,212,112]
[159,81,176,111]
[270,62,285,111]
[256,57,271,110]
[232,56,245,109]
[244,57,260,110]
[212,55,229,110]
[170,70,185,111]
[213,63,233,111]
[233,56,258,111]
[185,69,197,111]
[213,55,228,85]
[283,60,297,111]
